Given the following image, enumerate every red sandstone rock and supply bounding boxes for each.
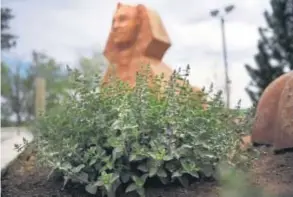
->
[251,71,293,150]
[274,75,293,150]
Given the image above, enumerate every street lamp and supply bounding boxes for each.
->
[210,4,235,108]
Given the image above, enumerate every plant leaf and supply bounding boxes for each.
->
[148,159,159,177]
[125,183,137,193]
[112,179,121,192]
[172,171,182,178]
[130,154,144,162]
[163,155,173,161]
[137,163,148,172]
[76,172,89,183]
[159,177,169,185]
[89,158,96,166]
[62,175,69,190]
[94,181,104,187]
[149,166,158,177]
[60,162,72,171]
[112,147,123,161]
[120,172,130,183]
[136,188,146,197]
[85,184,97,194]
[189,171,199,178]
[157,168,167,178]
[105,184,111,192]
[111,173,120,183]
[203,153,216,159]
[72,164,85,173]
[165,161,178,172]
[201,165,214,177]
[178,175,189,188]
[132,174,148,187]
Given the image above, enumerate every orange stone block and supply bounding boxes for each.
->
[240,135,252,151]
[102,3,201,92]
[251,71,293,150]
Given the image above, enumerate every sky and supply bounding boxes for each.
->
[2,0,271,108]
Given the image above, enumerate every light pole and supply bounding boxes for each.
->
[210,5,235,108]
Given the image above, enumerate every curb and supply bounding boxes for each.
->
[1,128,34,176]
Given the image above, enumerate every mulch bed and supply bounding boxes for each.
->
[1,146,293,197]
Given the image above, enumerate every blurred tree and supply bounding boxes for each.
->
[78,51,107,78]
[1,51,70,125]
[1,7,18,125]
[1,62,26,125]
[29,51,71,111]
[1,8,17,50]
[245,0,293,104]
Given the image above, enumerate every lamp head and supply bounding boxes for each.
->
[210,9,219,17]
[225,5,235,13]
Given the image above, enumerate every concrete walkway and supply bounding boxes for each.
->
[1,127,34,175]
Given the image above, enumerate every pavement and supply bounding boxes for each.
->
[1,127,34,175]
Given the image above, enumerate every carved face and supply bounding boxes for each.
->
[112,5,139,45]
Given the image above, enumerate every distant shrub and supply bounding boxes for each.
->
[30,65,255,197]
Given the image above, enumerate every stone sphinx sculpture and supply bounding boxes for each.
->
[251,71,293,151]
[102,2,201,92]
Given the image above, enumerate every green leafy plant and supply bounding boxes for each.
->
[30,64,255,197]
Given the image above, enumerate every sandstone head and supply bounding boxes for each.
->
[104,3,172,62]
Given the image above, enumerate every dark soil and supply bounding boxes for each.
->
[250,147,293,197]
[1,146,293,197]
[1,147,95,197]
